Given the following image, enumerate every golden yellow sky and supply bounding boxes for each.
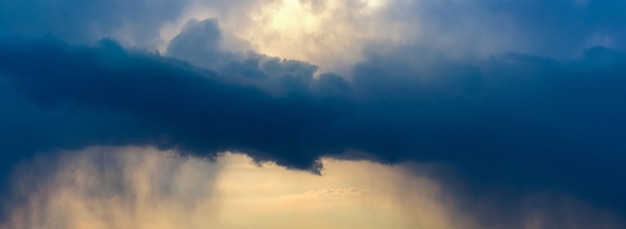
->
[3,147,621,229]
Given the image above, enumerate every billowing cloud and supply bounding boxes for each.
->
[2,0,626,72]
[159,0,626,73]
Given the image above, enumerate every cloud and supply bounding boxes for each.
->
[1,31,626,219]
[3,0,626,73]
[0,34,335,173]
[0,0,191,47]
[166,19,228,68]
[2,0,626,227]
[0,1,626,229]
[156,0,626,74]
[375,0,626,56]
[166,0,419,74]
[2,147,222,229]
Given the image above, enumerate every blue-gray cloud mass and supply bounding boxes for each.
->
[0,0,190,47]
[1,29,625,219]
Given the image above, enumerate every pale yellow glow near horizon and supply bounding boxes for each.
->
[214,153,468,229]
[2,147,472,229]
[4,147,617,229]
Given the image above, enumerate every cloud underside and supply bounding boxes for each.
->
[0,32,625,214]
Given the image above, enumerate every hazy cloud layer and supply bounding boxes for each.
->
[2,147,222,229]
[0,0,190,47]
[4,148,623,229]
[374,0,626,56]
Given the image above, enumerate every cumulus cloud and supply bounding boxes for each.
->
[157,0,626,73]
[3,0,625,72]
[165,0,418,74]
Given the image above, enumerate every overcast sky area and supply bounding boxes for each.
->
[1,0,626,228]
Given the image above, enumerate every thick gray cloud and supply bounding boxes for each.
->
[0,32,625,219]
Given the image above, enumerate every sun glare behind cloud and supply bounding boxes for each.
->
[158,0,410,75]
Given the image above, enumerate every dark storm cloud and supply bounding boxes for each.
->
[1,32,626,218]
[0,34,337,171]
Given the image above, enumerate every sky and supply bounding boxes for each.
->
[0,0,625,228]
